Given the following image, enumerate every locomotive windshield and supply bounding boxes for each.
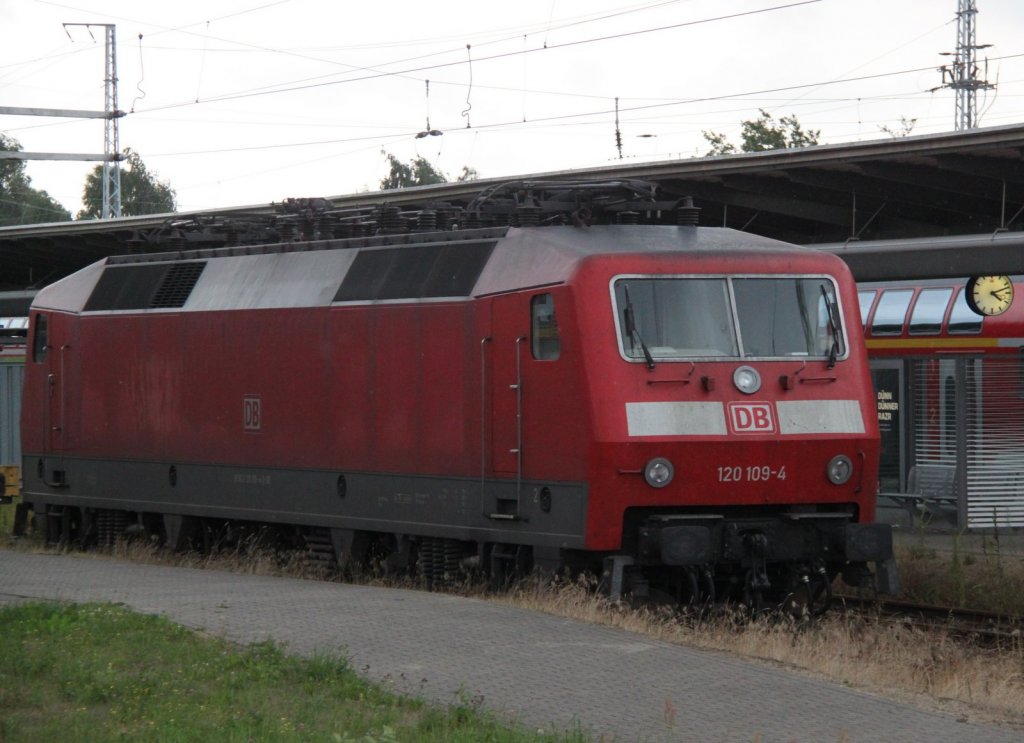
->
[612,276,845,362]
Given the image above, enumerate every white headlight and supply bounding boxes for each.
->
[644,458,674,488]
[827,455,853,485]
[733,365,761,395]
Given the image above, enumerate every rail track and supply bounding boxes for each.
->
[835,595,1024,647]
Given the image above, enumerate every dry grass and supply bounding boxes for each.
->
[894,533,1024,615]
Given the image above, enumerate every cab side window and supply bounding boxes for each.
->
[531,294,560,360]
[31,313,48,362]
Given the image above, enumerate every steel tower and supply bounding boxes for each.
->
[940,0,994,130]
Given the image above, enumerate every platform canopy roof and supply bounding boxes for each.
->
[2,122,1023,290]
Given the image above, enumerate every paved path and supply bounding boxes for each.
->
[1,550,1020,743]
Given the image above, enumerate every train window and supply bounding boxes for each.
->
[0,318,28,347]
[871,289,914,335]
[857,290,876,328]
[947,288,983,334]
[909,288,953,335]
[31,313,47,362]
[732,278,845,359]
[613,278,737,360]
[531,294,560,360]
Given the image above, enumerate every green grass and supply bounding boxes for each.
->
[0,502,15,536]
[0,602,585,743]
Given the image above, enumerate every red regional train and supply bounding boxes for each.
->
[18,181,893,606]
[858,276,1024,529]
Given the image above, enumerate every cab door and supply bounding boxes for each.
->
[490,293,529,477]
[33,312,69,462]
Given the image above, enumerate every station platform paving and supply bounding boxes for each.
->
[1,550,1021,742]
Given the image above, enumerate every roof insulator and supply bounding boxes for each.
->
[516,205,541,227]
[417,209,437,232]
[381,206,405,234]
[676,196,701,226]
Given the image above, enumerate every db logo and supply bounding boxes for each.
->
[727,402,776,434]
[243,396,262,432]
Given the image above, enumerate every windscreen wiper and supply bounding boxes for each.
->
[623,284,655,370]
[820,284,840,369]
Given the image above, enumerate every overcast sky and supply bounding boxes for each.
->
[3,0,1022,217]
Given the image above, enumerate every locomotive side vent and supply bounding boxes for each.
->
[84,262,207,311]
[150,262,206,308]
[333,241,495,302]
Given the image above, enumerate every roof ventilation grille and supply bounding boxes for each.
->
[150,262,206,308]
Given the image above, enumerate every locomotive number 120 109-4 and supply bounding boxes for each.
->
[717,465,787,482]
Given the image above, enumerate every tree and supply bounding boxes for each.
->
[879,116,917,138]
[703,110,820,156]
[701,131,737,156]
[78,150,176,219]
[379,154,448,190]
[456,165,479,182]
[0,134,73,226]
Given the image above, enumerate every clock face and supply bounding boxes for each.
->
[966,275,1014,317]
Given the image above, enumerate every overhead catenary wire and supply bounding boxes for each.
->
[129,0,824,115]
[130,33,147,113]
[0,195,73,217]
[14,0,1018,137]
[34,0,571,100]
[195,21,210,103]
[461,45,473,128]
[8,0,1024,215]
[767,17,958,115]
[122,0,698,56]
[141,54,1024,159]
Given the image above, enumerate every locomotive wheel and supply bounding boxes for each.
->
[741,570,766,616]
[78,508,97,549]
[162,514,204,552]
[42,504,67,548]
[486,543,532,591]
[671,566,716,614]
[776,566,834,620]
[12,502,31,537]
[804,571,834,616]
[350,532,410,578]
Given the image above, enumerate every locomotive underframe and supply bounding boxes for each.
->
[635,511,891,567]
[22,454,591,550]
[575,506,892,605]
[22,453,895,606]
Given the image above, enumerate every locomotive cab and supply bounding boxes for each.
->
[572,243,892,607]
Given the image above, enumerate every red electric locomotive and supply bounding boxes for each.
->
[19,181,892,606]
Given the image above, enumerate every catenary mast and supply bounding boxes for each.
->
[939,0,994,130]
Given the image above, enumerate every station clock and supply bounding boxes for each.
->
[966,275,1014,317]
